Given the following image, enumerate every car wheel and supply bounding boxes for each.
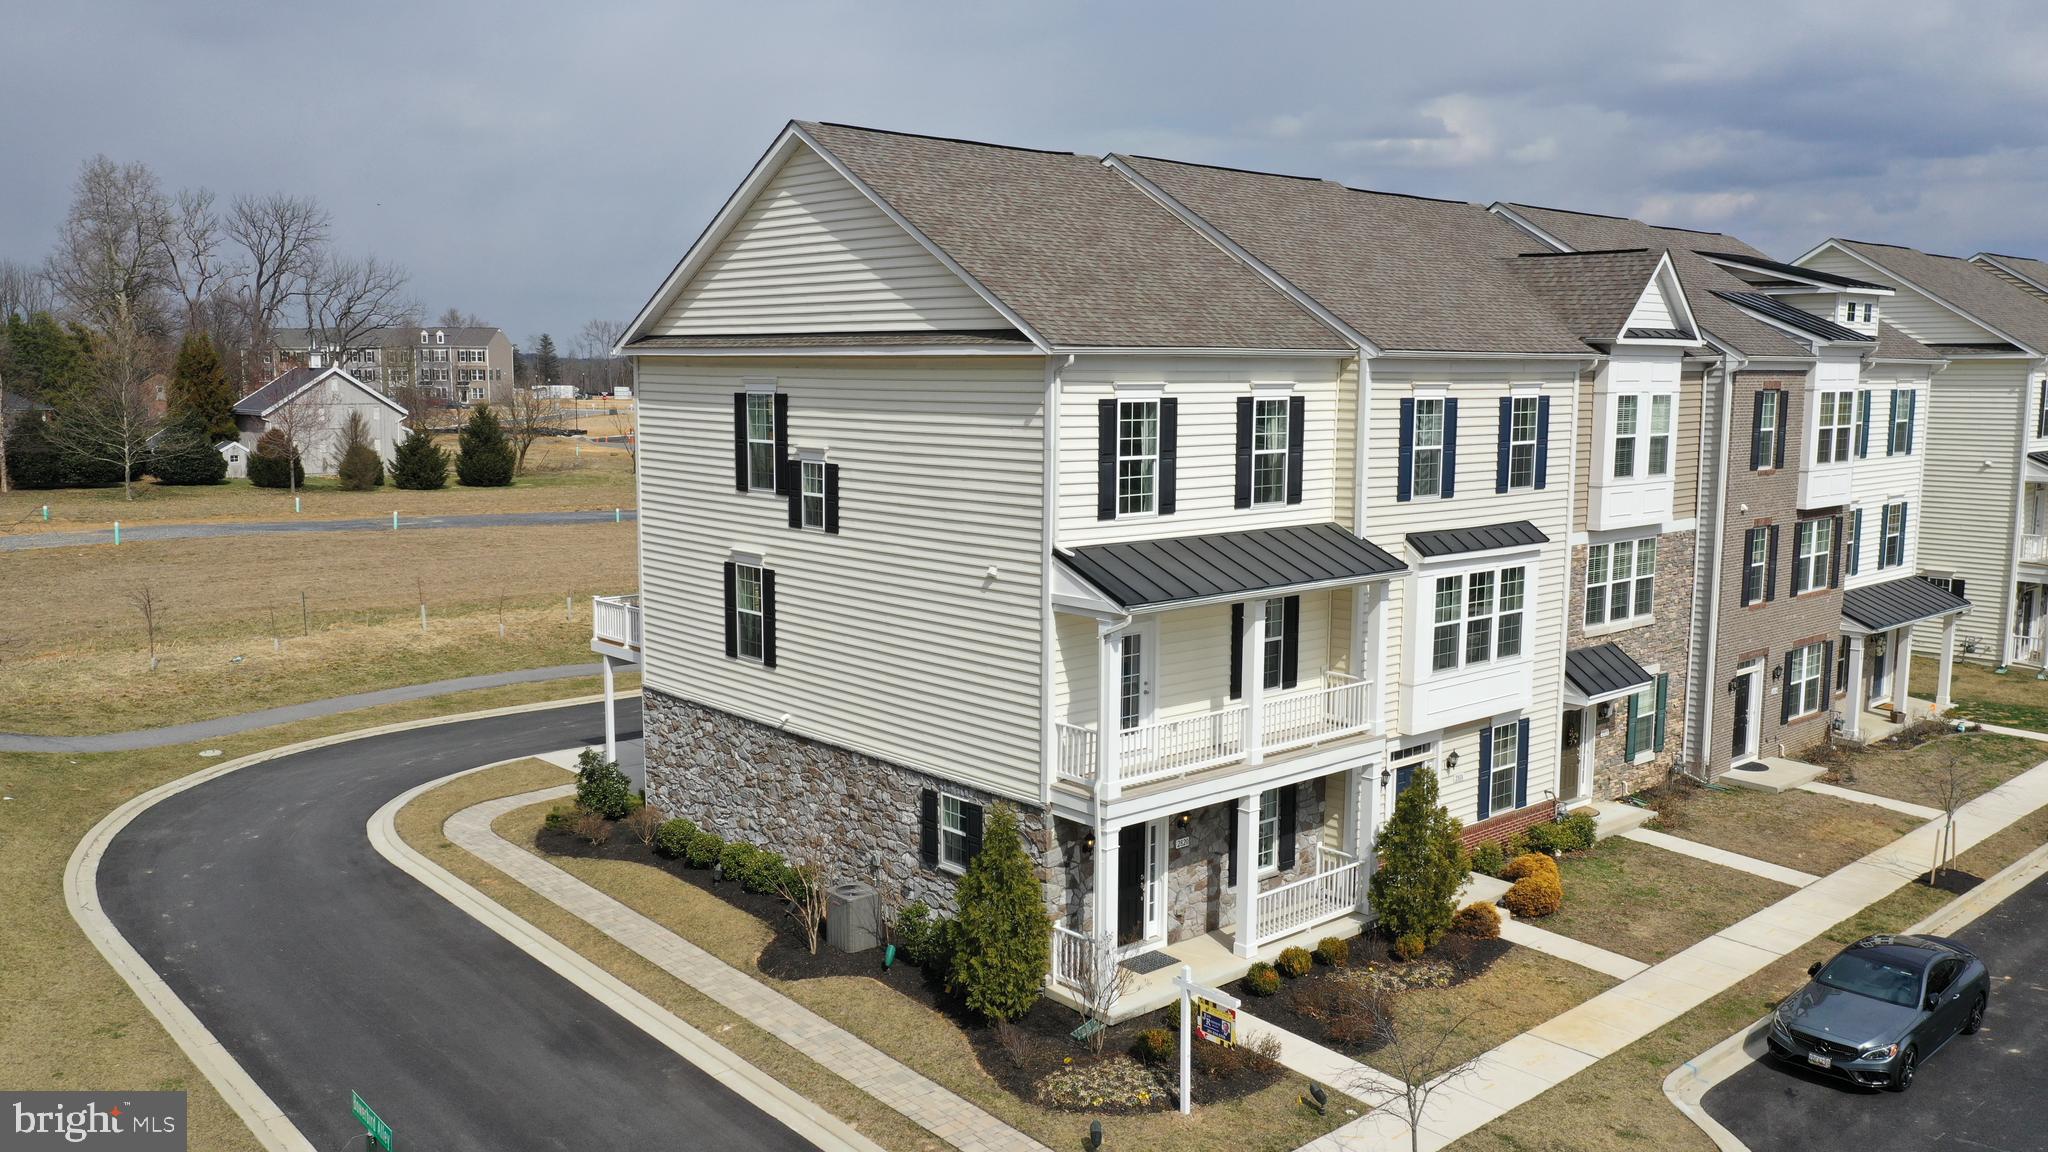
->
[1889,1046,1917,1092]
[1964,997,1986,1035]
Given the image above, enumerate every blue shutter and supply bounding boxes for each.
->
[1857,390,1872,458]
[1495,396,1512,494]
[1624,693,1640,759]
[1885,390,1897,457]
[1534,397,1551,489]
[1514,718,1531,809]
[1442,397,1459,498]
[1476,725,1492,821]
[1900,503,1909,565]
[1397,398,1415,502]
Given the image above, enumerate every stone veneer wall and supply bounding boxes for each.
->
[1565,528,1698,799]
[1158,780,1326,944]
[642,687,1076,921]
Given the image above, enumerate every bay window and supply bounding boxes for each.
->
[1613,395,1638,478]
[1430,564,1527,673]
[1816,391,1853,464]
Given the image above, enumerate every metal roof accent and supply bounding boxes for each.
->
[1696,250,1891,292]
[1714,290,1872,343]
[1057,522,1405,610]
[1624,327,1695,341]
[1841,576,1971,633]
[1564,643,1654,703]
[1406,519,1548,560]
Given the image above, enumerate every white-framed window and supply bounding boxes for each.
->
[1613,395,1639,478]
[1756,391,1780,469]
[734,563,766,662]
[1889,390,1915,454]
[1630,690,1657,760]
[1586,537,1657,625]
[1788,642,1825,718]
[1794,518,1834,594]
[1489,723,1519,814]
[1744,529,1769,605]
[1118,630,1143,731]
[419,330,429,344]
[1261,598,1287,690]
[1412,397,1446,498]
[1880,502,1906,568]
[1647,395,1672,476]
[1816,391,1853,464]
[1431,564,1527,673]
[435,330,445,344]
[746,392,776,492]
[1256,787,1282,873]
[939,794,977,872]
[1507,395,1539,489]
[1847,508,1863,576]
[800,459,826,529]
[1251,396,1289,505]
[1116,398,1160,517]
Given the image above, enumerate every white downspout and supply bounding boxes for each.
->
[1040,354,1070,808]
[1694,351,1743,778]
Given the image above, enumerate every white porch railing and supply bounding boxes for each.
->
[592,593,642,652]
[1119,704,1249,786]
[2013,631,2046,667]
[1261,673,1373,755]
[1056,677,1375,791]
[1254,845,1366,946]
[2023,535,2048,564]
[1055,724,1098,785]
[1050,924,1095,994]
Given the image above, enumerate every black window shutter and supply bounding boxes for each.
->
[1905,391,1916,453]
[1396,397,1415,502]
[722,561,738,658]
[1822,640,1836,697]
[1750,390,1766,469]
[1535,397,1551,489]
[786,476,803,528]
[1281,596,1301,689]
[1097,399,1117,521]
[1227,813,1238,886]
[919,789,939,869]
[1276,787,1298,871]
[1849,509,1863,576]
[1234,396,1254,509]
[1857,390,1872,457]
[1830,515,1844,589]
[1885,390,1898,456]
[1476,725,1493,821]
[1773,391,1787,468]
[1952,577,1968,601]
[1159,398,1179,515]
[961,801,983,862]
[1765,525,1780,602]
[1442,397,1459,498]
[1781,652,1796,724]
[1741,528,1760,604]
[732,393,749,492]
[1495,396,1512,493]
[824,464,841,534]
[1285,395,1306,505]
[772,393,792,494]
[1514,718,1531,808]
[760,569,777,668]
[1229,603,1244,700]
[1653,673,1670,752]
[1900,503,1909,563]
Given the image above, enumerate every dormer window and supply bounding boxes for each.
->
[435,331,446,345]
[1842,300,1875,324]
[419,330,429,344]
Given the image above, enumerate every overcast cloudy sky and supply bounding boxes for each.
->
[7,0,2048,344]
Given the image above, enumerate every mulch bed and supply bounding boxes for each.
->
[531,815,1285,1112]
[1223,932,1511,1056]
[1913,868,1984,896]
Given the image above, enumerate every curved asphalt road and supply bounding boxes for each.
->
[97,699,814,1152]
[1,508,637,552]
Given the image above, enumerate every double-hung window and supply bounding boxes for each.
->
[1787,642,1825,718]
[1431,575,1463,672]
[1586,538,1657,625]
[746,393,777,491]
[1755,391,1781,469]
[938,794,978,872]
[1412,398,1446,498]
[1464,572,1496,665]
[800,460,826,529]
[1889,390,1915,454]
[1116,399,1160,516]
[734,563,766,662]
[1488,724,1519,814]
[1881,502,1906,568]
[1256,787,1282,873]
[1508,396,1539,489]
[1817,392,1853,464]
[1118,631,1143,731]
[1744,530,1769,605]
[1432,565,1526,673]
[1794,519,1833,594]
[1613,395,1639,478]
[1497,569,1526,658]
[1647,395,1672,476]
[1261,598,1287,690]
[1251,397,1289,505]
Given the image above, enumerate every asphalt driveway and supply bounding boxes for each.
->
[96,699,815,1152]
[1703,867,2048,1151]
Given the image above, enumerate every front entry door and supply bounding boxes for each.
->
[1116,821,1166,948]
[1559,710,1584,800]
[1870,638,1890,705]
[1731,671,1754,761]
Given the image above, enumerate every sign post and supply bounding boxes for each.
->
[351,1090,394,1152]
[1172,964,1241,1115]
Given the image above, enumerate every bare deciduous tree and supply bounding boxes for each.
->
[45,156,175,335]
[577,318,628,395]
[0,258,54,320]
[160,187,233,332]
[1346,1003,1489,1152]
[776,861,831,956]
[264,387,333,494]
[437,307,487,328]
[300,253,413,366]
[502,383,568,473]
[130,584,161,671]
[225,192,329,376]
[1075,935,1135,1056]
[1927,745,1968,887]
[45,318,174,500]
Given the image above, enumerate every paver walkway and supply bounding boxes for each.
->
[0,663,607,753]
[0,507,637,551]
[450,786,1052,1152]
[1798,780,1943,820]
[1300,750,2048,1152]
[1620,827,1822,888]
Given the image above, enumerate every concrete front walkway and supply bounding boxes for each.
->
[1299,749,2048,1152]
[1620,827,1821,888]
[1798,780,1942,820]
[447,785,1052,1152]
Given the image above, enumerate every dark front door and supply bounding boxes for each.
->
[1731,672,1753,760]
[1117,823,1146,945]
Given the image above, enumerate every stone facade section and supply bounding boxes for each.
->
[1158,780,1328,944]
[1564,528,1698,799]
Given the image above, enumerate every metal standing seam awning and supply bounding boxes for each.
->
[1840,575,1972,635]
[1055,522,1406,613]
[1563,643,1655,706]
[2026,450,2048,484]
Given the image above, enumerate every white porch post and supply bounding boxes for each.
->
[1094,821,1120,949]
[1578,704,1597,800]
[1363,585,1387,731]
[1843,635,1866,742]
[1233,792,1260,957]
[1097,624,1122,801]
[1937,615,1958,714]
[601,653,618,763]
[1893,625,1915,715]
[1344,768,1371,915]
[1242,600,1267,764]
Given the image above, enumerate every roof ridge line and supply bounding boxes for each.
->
[810,120,1076,157]
[1121,154,1329,183]
[1513,247,1652,259]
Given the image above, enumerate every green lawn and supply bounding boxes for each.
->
[1540,837,1795,964]
[1912,654,2048,733]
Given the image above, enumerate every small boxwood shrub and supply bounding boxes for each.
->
[1500,851,1560,883]
[1132,1028,1175,1066]
[1313,935,1349,967]
[573,749,635,820]
[1275,946,1314,978]
[742,849,790,894]
[542,804,580,834]
[1525,812,1598,855]
[683,829,724,868]
[1392,932,1427,961]
[1450,901,1502,939]
[1560,809,1599,851]
[1242,962,1281,996]
[1468,839,1508,878]
[717,840,763,882]
[653,817,697,859]
[1504,871,1564,918]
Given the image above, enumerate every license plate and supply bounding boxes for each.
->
[1806,1053,1832,1069]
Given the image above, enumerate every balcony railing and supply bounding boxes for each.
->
[592,593,642,654]
[2023,535,2048,563]
[1056,674,1373,792]
[1050,924,1095,995]
[1254,845,1366,946]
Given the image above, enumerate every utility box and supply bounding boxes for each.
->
[826,881,879,953]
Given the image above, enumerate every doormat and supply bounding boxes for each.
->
[1120,950,1178,975]
[1729,761,1769,772]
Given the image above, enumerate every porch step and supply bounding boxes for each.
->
[1719,756,1826,793]
[1589,800,1655,841]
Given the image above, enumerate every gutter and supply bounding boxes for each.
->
[1040,354,1071,809]
[1693,346,1745,778]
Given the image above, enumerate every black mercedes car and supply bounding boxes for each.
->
[1766,933,1989,1091]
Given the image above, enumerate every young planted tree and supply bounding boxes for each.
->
[169,331,237,442]
[1345,1003,1489,1152]
[456,404,514,487]
[949,804,1050,1024]
[335,409,384,491]
[390,424,448,490]
[1368,765,1468,955]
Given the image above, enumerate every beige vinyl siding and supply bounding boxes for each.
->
[652,144,1009,335]
[1368,357,1577,822]
[1684,365,1725,761]
[1572,370,1594,527]
[1803,250,2003,346]
[1843,367,1933,588]
[1675,364,1704,520]
[1334,360,1360,532]
[635,356,1047,801]
[1913,357,2027,660]
[1055,355,1350,546]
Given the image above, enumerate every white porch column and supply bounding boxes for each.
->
[1097,624,1122,801]
[601,654,618,763]
[1893,625,1915,715]
[1577,704,1597,800]
[1093,822,1120,946]
[1842,636,1866,742]
[1233,792,1261,957]
[1242,600,1267,764]
[1344,768,1372,915]
[1937,615,1959,714]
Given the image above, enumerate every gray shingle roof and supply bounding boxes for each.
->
[1842,576,1970,632]
[1499,205,1814,360]
[1405,520,1548,559]
[1973,252,2048,300]
[234,366,406,417]
[1119,157,1595,355]
[1714,291,1871,343]
[626,330,1034,350]
[798,123,1350,352]
[1504,248,1669,345]
[271,325,503,349]
[1565,643,1654,701]
[1827,241,2048,356]
[1872,322,1941,362]
[1058,522,1404,610]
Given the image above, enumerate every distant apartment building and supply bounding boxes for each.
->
[264,325,515,404]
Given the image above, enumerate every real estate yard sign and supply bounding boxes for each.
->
[1193,993,1237,1046]
[1173,966,1242,1115]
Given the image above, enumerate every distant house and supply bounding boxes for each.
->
[263,325,515,405]
[233,365,408,475]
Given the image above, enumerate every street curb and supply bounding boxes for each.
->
[1663,835,2048,1151]
[62,692,607,1152]
[370,768,887,1152]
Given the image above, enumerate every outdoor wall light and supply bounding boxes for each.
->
[1176,812,1192,830]
[1083,832,1097,852]
[1444,751,1460,772]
